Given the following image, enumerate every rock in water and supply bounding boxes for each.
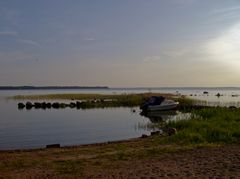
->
[52,102,60,109]
[18,103,25,109]
[151,131,161,136]
[69,102,76,108]
[76,101,82,109]
[46,144,60,148]
[26,102,33,110]
[141,134,148,138]
[34,102,42,109]
[46,103,51,108]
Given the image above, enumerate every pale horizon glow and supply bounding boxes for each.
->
[1,0,240,87]
[206,22,240,71]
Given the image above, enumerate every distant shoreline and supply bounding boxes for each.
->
[0,86,109,90]
[1,86,240,91]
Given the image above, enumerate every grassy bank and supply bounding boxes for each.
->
[11,92,197,109]
[162,107,240,145]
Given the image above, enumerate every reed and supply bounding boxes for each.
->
[164,107,240,144]
[11,92,175,100]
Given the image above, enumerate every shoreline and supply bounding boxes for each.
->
[0,136,144,153]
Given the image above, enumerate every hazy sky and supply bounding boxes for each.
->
[1,0,240,87]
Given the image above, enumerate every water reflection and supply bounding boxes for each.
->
[140,110,192,123]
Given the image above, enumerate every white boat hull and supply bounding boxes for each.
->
[147,102,179,111]
[140,96,179,112]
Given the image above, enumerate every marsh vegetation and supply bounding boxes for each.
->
[12,92,197,109]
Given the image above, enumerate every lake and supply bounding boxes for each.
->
[0,98,152,150]
[1,87,240,150]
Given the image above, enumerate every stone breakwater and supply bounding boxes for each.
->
[18,101,95,110]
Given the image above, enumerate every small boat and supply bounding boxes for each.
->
[140,96,179,111]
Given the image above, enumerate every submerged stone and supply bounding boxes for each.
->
[59,103,67,108]
[46,103,51,108]
[26,102,33,110]
[69,102,76,108]
[229,106,237,109]
[41,102,47,109]
[151,131,161,136]
[18,103,25,109]
[141,134,148,138]
[46,143,60,148]
[34,102,42,109]
[52,102,60,109]
[76,101,82,109]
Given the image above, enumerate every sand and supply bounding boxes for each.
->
[0,144,240,178]
[83,145,240,179]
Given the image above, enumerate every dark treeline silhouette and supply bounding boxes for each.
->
[0,86,109,90]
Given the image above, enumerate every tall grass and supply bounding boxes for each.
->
[164,107,240,144]
[11,93,176,100]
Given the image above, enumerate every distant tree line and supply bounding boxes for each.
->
[0,86,109,90]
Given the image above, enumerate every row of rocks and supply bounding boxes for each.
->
[190,92,224,97]
[18,101,86,110]
[193,91,239,97]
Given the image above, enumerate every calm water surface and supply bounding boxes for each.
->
[1,87,240,150]
[0,97,152,150]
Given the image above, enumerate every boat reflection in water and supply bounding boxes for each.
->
[140,110,192,123]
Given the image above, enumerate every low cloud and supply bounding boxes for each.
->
[212,6,240,14]
[84,37,95,41]
[143,56,162,63]
[171,0,196,6]
[0,31,18,36]
[163,48,190,58]
[210,6,240,23]
[18,39,41,47]
[0,7,19,26]
[0,51,33,62]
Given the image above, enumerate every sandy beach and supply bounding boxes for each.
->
[0,137,239,178]
[85,145,240,178]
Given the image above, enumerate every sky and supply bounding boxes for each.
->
[1,0,240,87]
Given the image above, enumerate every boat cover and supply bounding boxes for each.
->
[148,96,165,105]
